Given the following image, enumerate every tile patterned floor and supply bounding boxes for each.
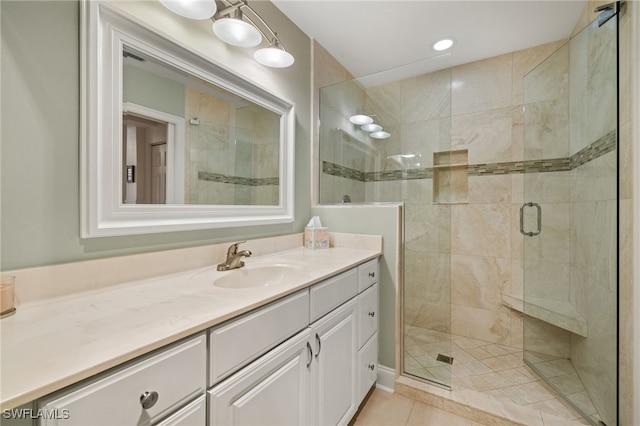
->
[352,388,485,426]
[403,325,595,425]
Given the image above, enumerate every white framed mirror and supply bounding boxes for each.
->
[80,0,295,237]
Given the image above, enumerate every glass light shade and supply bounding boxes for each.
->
[361,123,383,132]
[254,47,295,68]
[159,0,217,20]
[370,130,391,139]
[349,114,373,125]
[213,18,262,48]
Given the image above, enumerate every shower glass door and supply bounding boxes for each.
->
[318,53,454,388]
[522,11,618,426]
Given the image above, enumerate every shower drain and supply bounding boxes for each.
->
[436,354,454,364]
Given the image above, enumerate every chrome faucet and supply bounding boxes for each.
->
[217,241,252,271]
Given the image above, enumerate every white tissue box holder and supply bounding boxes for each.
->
[305,226,329,250]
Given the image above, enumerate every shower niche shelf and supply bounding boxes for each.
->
[501,293,587,337]
[433,150,468,204]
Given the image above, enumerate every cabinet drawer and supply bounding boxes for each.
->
[38,334,206,426]
[209,290,309,385]
[357,259,379,292]
[310,268,358,323]
[155,395,206,426]
[357,334,378,405]
[358,283,378,348]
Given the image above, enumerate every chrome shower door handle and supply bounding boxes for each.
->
[520,202,542,237]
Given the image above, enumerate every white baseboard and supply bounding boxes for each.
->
[375,364,395,393]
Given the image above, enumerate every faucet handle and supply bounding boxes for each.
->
[227,241,247,255]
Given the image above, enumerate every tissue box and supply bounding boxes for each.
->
[305,226,329,250]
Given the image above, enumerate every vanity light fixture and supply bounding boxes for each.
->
[433,37,455,52]
[160,0,294,68]
[349,114,374,125]
[212,8,262,47]
[159,0,217,20]
[254,38,295,68]
[370,130,391,140]
[361,123,383,133]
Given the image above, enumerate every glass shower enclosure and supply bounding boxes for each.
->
[522,11,618,426]
[318,6,619,423]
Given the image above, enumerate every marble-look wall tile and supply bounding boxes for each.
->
[619,121,633,201]
[570,275,617,426]
[404,203,450,253]
[319,174,365,204]
[366,80,402,127]
[397,118,451,169]
[570,199,617,291]
[523,316,571,358]
[524,43,569,105]
[523,171,570,204]
[618,199,634,426]
[365,180,401,202]
[513,40,568,106]
[452,53,512,116]
[400,69,451,123]
[570,153,616,203]
[523,259,571,302]
[451,304,511,345]
[467,175,511,204]
[523,98,570,160]
[451,255,510,311]
[451,107,514,164]
[569,26,589,156]
[451,204,511,258]
[510,205,523,261]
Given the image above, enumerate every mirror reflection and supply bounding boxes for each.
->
[122,46,280,206]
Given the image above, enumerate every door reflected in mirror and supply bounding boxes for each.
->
[122,46,280,206]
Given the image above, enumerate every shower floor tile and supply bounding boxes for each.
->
[404,326,593,424]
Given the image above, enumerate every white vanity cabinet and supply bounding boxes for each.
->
[37,334,207,426]
[356,259,379,405]
[208,261,377,426]
[32,257,379,426]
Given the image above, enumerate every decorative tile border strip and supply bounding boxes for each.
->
[323,130,616,182]
[570,129,617,169]
[198,171,279,186]
[322,161,365,181]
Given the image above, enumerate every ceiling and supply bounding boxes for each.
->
[272,1,586,85]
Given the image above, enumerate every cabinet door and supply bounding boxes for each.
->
[208,328,312,426]
[310,298,358,426]
[155,395,206,426]
[358,283,378,348]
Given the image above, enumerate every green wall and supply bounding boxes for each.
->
[123,64,186,117]
[0,1,312,270]
[312,204,401,369]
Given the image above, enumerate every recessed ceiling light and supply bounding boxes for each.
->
[433,38,455,52]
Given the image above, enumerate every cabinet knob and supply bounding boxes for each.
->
[368,272,375,278]
[140,391,159,409]
[368,364,375,371]
[368,311,375,318]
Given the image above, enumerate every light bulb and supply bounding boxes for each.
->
[370,131,391,139]
[361,123,383,132]
[159,0,217,20]
[213,18,262,48]
[254,47,295,68]
[349,114,373,125]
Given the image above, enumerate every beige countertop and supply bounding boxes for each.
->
[0,245,381,409]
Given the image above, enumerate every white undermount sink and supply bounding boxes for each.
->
[190,260,309,289]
